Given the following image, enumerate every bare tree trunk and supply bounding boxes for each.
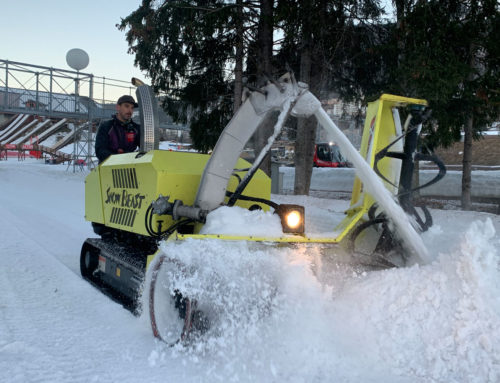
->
[233,0,244,113]
[461,115,473,210]
[253,0,274,176]
[294,38,316,195]
[393,0,406,32]
[394,0,408,92]
[294,0,321,195]
[294,116,317,194]
[462,39,480,210]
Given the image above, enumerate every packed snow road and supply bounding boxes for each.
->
[1,159,500,382]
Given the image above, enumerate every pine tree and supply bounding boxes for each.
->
[119,0,257,153]
[390,0,499,209]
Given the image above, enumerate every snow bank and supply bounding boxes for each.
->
[200,206,283,237]
[330,218,500,382]
[280,166,500,200]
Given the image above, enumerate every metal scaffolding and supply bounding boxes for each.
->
[0,59,135,171]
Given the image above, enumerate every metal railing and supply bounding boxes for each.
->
[0,59,142,172]
[0,59,136,119]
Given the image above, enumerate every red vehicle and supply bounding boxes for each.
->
[313,142,349,167]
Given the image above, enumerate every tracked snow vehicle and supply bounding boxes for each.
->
[81,74,445,343]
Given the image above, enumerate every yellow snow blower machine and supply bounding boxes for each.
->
[80,74,445,344]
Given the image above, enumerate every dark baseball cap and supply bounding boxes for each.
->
[117,95,138,108]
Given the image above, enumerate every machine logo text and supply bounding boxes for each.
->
[105,187,146,209]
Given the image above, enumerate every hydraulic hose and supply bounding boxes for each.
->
[351,108,444,254]
[144,204,193,239]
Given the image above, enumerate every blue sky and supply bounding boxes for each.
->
[1,0,147,82]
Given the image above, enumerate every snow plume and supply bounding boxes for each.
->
[147,239,402,382]
[145,218,500,382]
[149,239,302,379]
[329,218,500,382]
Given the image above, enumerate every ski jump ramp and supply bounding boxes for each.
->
[33,119,67,143]
[7,120,41,144]
[50,122,88,151]
[0,114,31,142]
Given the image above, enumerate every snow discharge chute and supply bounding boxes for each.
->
[80,73,446,344]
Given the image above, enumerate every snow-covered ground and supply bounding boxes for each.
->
[1,159,500,383]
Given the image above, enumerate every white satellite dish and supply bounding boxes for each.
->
[66,48,89,71]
